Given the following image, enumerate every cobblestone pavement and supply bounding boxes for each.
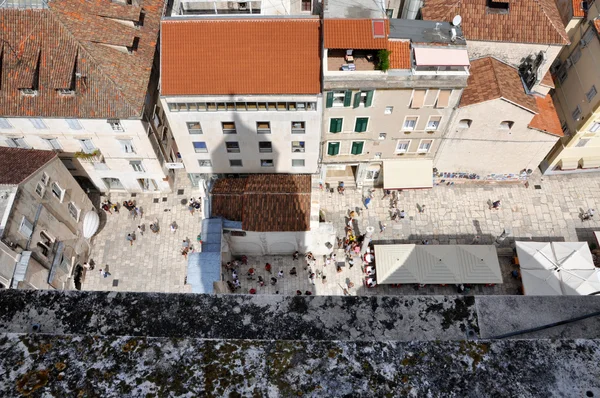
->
[81,170,200,293]
[84,171,600,296]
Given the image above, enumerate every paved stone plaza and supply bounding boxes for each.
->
[83,171,600,295]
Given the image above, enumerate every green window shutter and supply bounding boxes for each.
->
[330,118,342,133]
[353,92,361,108]
[326,92,334,108]
[343,90,352,107]
[355,118,368,132]
[351,141,364,155]
[365,90,374,107]
[328,142,340,156]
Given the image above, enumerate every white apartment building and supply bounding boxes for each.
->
[160,17,322,185]
[0,0,173,194]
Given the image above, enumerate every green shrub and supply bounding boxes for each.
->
[377,49,391,72]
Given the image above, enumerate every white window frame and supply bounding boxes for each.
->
[256,121,271,134]
[130,160,145,172]
[51,182,65,202]
[402,116,418,131]
[68,202,81,222]
[589,122,600,133]
[586,85,597,103]
[365,169,380,181]
[222,122,237,134]
[384,106,393,115]
[292,141,305,153]
[18,216,34,238]
[292,159,305,167]
[29,118,47,129]
[79,138,96,153]
[0,118,13,129]
[66,119,82,130]
[395,140,411,153]
[426,116,441,131]
[349,140,366,155]
[41,172,50,185]
[198,159,213,167]
[291,121,306,134]
[6,137,30,148]
[118,139,135,154]
[108,119,125,132]
[43,138,62,151]
[187,122,202,134]
[332,90,346,107]
[417,139,433,153]
[35,182,45,198]
[359,90,372,106]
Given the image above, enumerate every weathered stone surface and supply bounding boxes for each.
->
[1,334,599,397]
[0,290,478,341]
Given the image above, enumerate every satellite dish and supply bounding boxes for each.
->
[452,15,462,26]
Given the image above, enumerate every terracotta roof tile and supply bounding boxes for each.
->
[0,0,164,119]
[421,0,569,45]
[323,19,389,49]
[0,147,57,185]
[161,19,321,96]
[540,71,555,88]
[389,40,411,69]
[595,19,600,33]
[210,175,311,232]
[528,94,564,137]
[460,57,538,113]
[573,0,585,17]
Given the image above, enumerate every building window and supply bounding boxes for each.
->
[350,141,364,155]
[354,117,369,133]
[35,182,45,198]
[435,90,452,108]
[117,139,135,153]
[51,182,65,202]
[589,122,600,133]
[557,64,568,83]
[62,159,77,171]
[259,141,272,153]
[395,140,410,153]
[499,121,514,130]
[172,101,317,112]
[198,160,212,167]
[572,105,582,121]
[386,8,393,17]
[18,216,34,238]
[586,86,597,103]
[292,159,305,167]
[458,119,472,128]
[292,121,305,134]
[329,118,343,133]
[426,116,441,130]
[130,161,145,172]
[226,142,240,153]
[354,90,374,108]
[576,138,590,147]
[328,90,350,107]
[418,139,433,153]
[379,133,386,140]
[301,0,311,11]
[366,169,380,180]
[108,119,124,132]
[570,47,582,65]
[261,159,274,167]
[187,122,202,134]
[5,138,29,148]
[403,117,418,131]
[384,106,393,115]
[29,118,47,129]
[193,142,208,153]
[102,177,124,190]
[43,138,62,151]
[41,172,49,185]
[0,118,13,129]
[229,159,243,167]
[410,90,426,109]
[292,141,305,153]
[327,142,340,156]
[68,202,80,221]
[66,119,82,130]
[257,122,271,134]
[222,122,237,134]
[79,139,96,153]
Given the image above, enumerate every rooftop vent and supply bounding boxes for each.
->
[486,0,509,14]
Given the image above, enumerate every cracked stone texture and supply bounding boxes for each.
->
[1,334,599,397]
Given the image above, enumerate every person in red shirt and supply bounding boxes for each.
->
[265,263,272,273]
[249,288,257,294]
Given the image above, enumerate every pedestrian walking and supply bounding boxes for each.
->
[258,276,265,287]
[150,223,159,234]
[232,270,238,280]
[380,223,386,233]
[98,269,111,278]
[290,267,297,276]
[233,279,241,289]
[418,204,425,213]
[265,263,272,273]
[188,198,195,215]
[278,270,284,278]
[293,251,299,260]
[270,277,277,285]
[111,202,119,213]
[247,268,255,279]
[130,208,136,219]
[296,290,302,296]
[310,273,316,285]
[305,291,312,295]
[491,200,501,210]
[101,202,112,215]
[135,207,143,218]
[249,288,257,294]
[137,225,144,236]
[472,235,480,245]
[400,210,406,219]
[364,197,371,209]
[82,262,94,270]
[170,222,178,233]
[422,239,429,245]
[382,189,391,199]
[126,233,134,246]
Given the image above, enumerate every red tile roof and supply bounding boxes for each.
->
[389,41,411,69]
[211,175,312,232]
[540,71,555,88]
[573,0,585,17]
[421,0,569,45]
[323,19,390,49]
[528,94,564,137]
[595,19,600,33]
[0,148,57,185]
[460,57,538,113]
[0,0,164,119]
[161,19,321,96]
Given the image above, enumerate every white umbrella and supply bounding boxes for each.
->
[82,211,100,239]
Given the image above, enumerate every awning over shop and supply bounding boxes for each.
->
[516,241,600,295]
[374,244,502,285]
[383,159,433,189]
[187,218,223,294]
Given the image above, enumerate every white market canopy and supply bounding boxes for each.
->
[383,159,433,190]
[515,241,600,296]
[374,244,502,285]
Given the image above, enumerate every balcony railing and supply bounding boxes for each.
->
[74,150,103,163]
